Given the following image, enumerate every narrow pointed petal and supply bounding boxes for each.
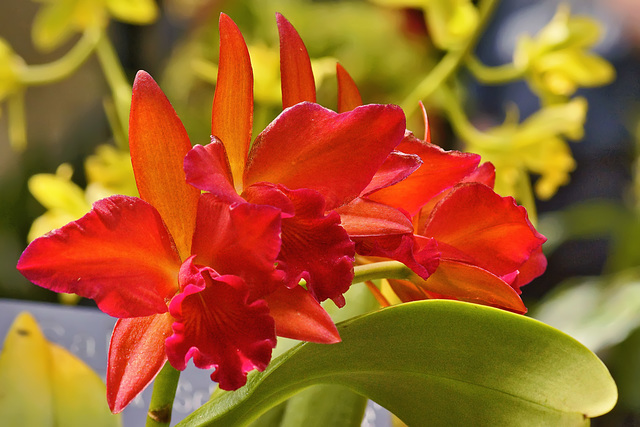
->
[360,151,422,196]
[192,194,282,300]
[276,187,355,307]
[354,234,440,280]
[392,259,528,314]
[336,197,413,237]
[17,196,180,318]
[277,13,316,108]
[245,102,406,210]
[166,261,276,391]
[336,63,362,113]
[423,183,546,276]
[184,140,244,205]
[265,285,340,344]
[212,14,253,190]
[130,71,200,260]
[369,132,481,216]
[107,314,173,413]
[419,101,431,143]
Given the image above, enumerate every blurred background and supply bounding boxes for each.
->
[1,0,639,425]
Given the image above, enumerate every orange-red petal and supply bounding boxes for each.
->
[336,63,363,113]
[277,13,316,109]
[245,102,406,210]
[107,313,173,413]
[265,285,340,344]
[212,14,253,190]
[423,183,546,276]
[395,259,527,314]
[369,132,481,216]
[192,194,283,300]
[336,197,414,237]
[17,196,181,318]
[129,71,200,260]
[166,261,276,391]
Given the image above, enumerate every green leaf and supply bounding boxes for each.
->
[177,300,617,426]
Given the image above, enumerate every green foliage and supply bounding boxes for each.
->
[177,300,617,426]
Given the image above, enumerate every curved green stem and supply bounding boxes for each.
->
[352,261,413,284]
[465,55,525,84]
[400,0,500,114]
[437,83,494,146]
[19,29,101,85]
[95,35,132,149]
[146,362,181,427]
[7,91,26,151]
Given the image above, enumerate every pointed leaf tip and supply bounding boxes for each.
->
[336,63,363,113]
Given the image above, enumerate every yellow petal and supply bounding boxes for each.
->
[107,0,158,25]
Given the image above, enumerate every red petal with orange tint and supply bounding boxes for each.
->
[354,234,440,280]
[274,187,355,307]
[360,151,422,196]
[166,261,276,391]
[245,102,406,210]
[277,13,316,109]
[369,132,481,216]
[337,197,414,237]
[192,194,283,300]
[265,285,340,344]
[107,313,173,413]
[510,246,547,292]
[423,183,546,277]
[336,63,363,113]
[401,259,528,314]
[212,14,253,190]
[130,71,200,260]
[184,140,244,205]
[17,196,180,318]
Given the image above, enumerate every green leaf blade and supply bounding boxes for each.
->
[178,300,617,426]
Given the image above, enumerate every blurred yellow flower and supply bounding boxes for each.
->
[0,39,23,103]
[469,97,587,200]
[31,0,158,51]
[371,0,478,50]
[27,145,137,242]
[513,5,615,99]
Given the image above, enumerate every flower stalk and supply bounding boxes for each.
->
[146,362,181,427]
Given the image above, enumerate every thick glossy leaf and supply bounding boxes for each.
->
[177,300,617,426]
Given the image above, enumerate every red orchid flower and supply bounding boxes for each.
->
[182,13,412,307]
[333,75,546,312]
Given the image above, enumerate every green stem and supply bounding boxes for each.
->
[7,91,26,151]
[465,54,525,84]
[437,83,494,146]
[352,261,413,284]
[400,0,500,114]
[146,362,181,427]
[95,35,132,150]
[19,29,101,85]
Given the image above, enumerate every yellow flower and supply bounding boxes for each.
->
[370,0,478,50]
[31,0,158,51]
[27,144,137,241]
[468,97,587,200]
[513,5,615,98]
[0,39,24,104]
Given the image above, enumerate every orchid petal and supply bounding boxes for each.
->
[369,132,481,216]
[107,313,173,413]
[265,285,340,344]
[192,194,282,300]
[212,14,253,191]
[511,246,547,292]
[354,234,439,280]
[462,162,496,187]
[245,102,406,210]
[184,140,244,205]
[166,261,276,391]
[391,259,528,314]
[336,197,414,237]
[276,187,355,307]
[17,196,180,318]
[360,151,422,196]
[336,63,362,113]
[130,71,200,260]
[276,13,316,108]
[423,183,546,276]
